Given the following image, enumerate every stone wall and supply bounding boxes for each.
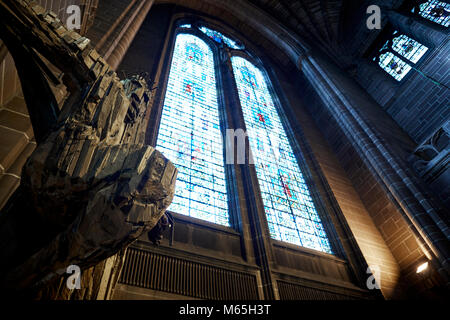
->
[296,72,445,298]
[356,34,449,145]
[273,67,405,299]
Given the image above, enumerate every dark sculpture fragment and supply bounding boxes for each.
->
[0,0,177,298]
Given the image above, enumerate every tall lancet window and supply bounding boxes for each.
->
[412,1,450,27]
[375,31,428,81]
[156,34,229,226]
[231,57,333,254]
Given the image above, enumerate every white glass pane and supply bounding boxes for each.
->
[378,52,412,81]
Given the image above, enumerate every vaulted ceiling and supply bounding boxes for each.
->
[245,0,404,64]
[153,0,404,68]
[85,0,405,71]
[247,0,347,53]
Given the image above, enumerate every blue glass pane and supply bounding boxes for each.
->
[179,24,191,28]
[417,1,450,27]
[378,52,412,81]
[392,33,428,63]
[199,26,243,50]
[156,34,229,227]
[231,56,333,254]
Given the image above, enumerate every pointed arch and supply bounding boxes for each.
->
[231,56,333,253]
[156,33,229,226]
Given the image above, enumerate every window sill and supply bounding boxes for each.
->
[168,210,240,236]
[271,239,346,264]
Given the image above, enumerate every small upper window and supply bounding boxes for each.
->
[391,34,429,63]
[412,1,450,27]
[378,52,412,81]
[373,31,428,81]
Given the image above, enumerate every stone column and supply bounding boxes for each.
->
[97,0,154,70]
[0,40,7,63]
[386,10,448,47]
[80,0,99,35]
[295,48,450,280]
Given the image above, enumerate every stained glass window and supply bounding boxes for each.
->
[179,24,191,28]
[156,34,229,226]
[231,56,333,254]
[199,26,243,50]
[391,33,429,63]
[413,1,450,27]
[377,52,412,81]
[375,32,428,81]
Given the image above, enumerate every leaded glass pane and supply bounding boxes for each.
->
[391,33,429,63]
[199,26,243,50]
[378,52,412,81]
[179,24,191,28]
[415,1,450,27]
[231,56,333,254]
[156,34,229,226]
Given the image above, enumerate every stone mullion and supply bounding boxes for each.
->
[219,52,280,300]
